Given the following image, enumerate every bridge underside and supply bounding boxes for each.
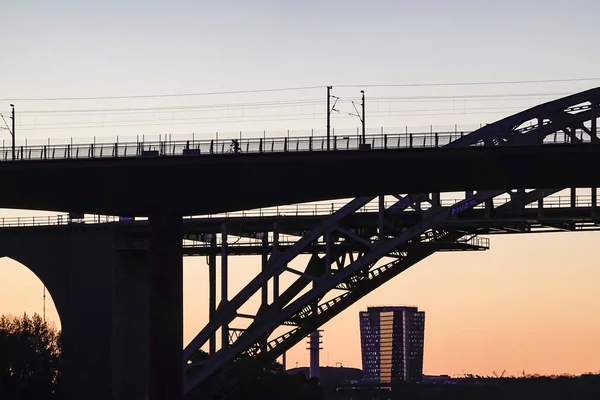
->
[2,143,600,216]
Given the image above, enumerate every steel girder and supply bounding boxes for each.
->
[178,191,600,251]
[182,90,600,395]
[188,188,585,400]
[182,196,374,361]
[239,190,563,358]
[183,191,504,394]
[184,191,562,399]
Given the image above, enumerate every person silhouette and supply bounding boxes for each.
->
[230,139,241,153]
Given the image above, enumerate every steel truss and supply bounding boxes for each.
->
[180,191,600,256]
[182,88,600,397]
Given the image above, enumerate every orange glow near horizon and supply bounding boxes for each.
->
[1,231,599,377]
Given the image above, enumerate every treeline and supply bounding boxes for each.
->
[0,313,60,400]
[0,313,320,400]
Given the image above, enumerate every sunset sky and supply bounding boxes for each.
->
[1,0,599,377]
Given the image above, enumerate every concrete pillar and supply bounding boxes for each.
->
[148,214,183,400]
[58,290,114,400]
[112,250,150,400]
[56,227,116,400]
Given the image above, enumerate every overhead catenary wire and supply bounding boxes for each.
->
[2,77,598,102]
[336,77,600,88]
[11,91,573,118]
[8,82,598,135]
[0,86,324,102]
[16,107,531,131]
[16,105,533,128]
[17,98,327,116]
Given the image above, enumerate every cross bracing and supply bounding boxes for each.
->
[181,88,600,397]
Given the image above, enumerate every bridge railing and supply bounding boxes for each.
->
[0,193,596,229]
[190,193,599,218]
[0,131,465,161]
[182,231,491,249]
[0,128,594,162]
[0,214,122,228]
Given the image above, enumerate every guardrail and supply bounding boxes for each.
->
[0,193,596,229]
[200,193,600,218]
[0,127,595,162]
[182,232,491,249]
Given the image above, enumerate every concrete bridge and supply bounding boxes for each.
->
[0,86,599,399]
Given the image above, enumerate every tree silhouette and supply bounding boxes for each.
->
[0,313,60,399]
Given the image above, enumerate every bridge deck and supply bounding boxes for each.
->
[0,192,595,227]
[2,143,600,216]
[0,198,597,255]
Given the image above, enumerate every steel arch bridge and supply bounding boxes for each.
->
[174,87,600,397]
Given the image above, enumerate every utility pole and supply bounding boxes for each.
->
[360,90,367,144]
[327,86,331,151]
[10,104,15,160]
[326,86,339,151]
[350,90,367,146]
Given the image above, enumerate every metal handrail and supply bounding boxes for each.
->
[0,193,596,229]
[181,232,491,249]
[0,127,596,162]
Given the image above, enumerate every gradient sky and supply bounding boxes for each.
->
[1,0,600,377]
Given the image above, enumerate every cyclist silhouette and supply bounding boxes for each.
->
[230,139,241,154]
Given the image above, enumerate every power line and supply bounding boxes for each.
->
[17,106,530,131]
[336,77,600,88]
[0,86,324,102]
[3,77,597,102]
[17,105,526,128]
[17,115,328,131]
[19,112,329,128]
[369,91,571,101]
[17,98,326,116]
[16,109,523,132]
[14,91,569,117]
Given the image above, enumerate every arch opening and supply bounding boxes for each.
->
[0,256,62,329]
[0,256,62,398]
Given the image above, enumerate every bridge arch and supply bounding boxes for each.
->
[0,256,63,398]
[0,255,65,326]
[447,86,600,147]
[182,86,600,395]
[0,225,127,400]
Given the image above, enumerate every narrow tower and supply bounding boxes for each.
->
[306,330,323,380]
